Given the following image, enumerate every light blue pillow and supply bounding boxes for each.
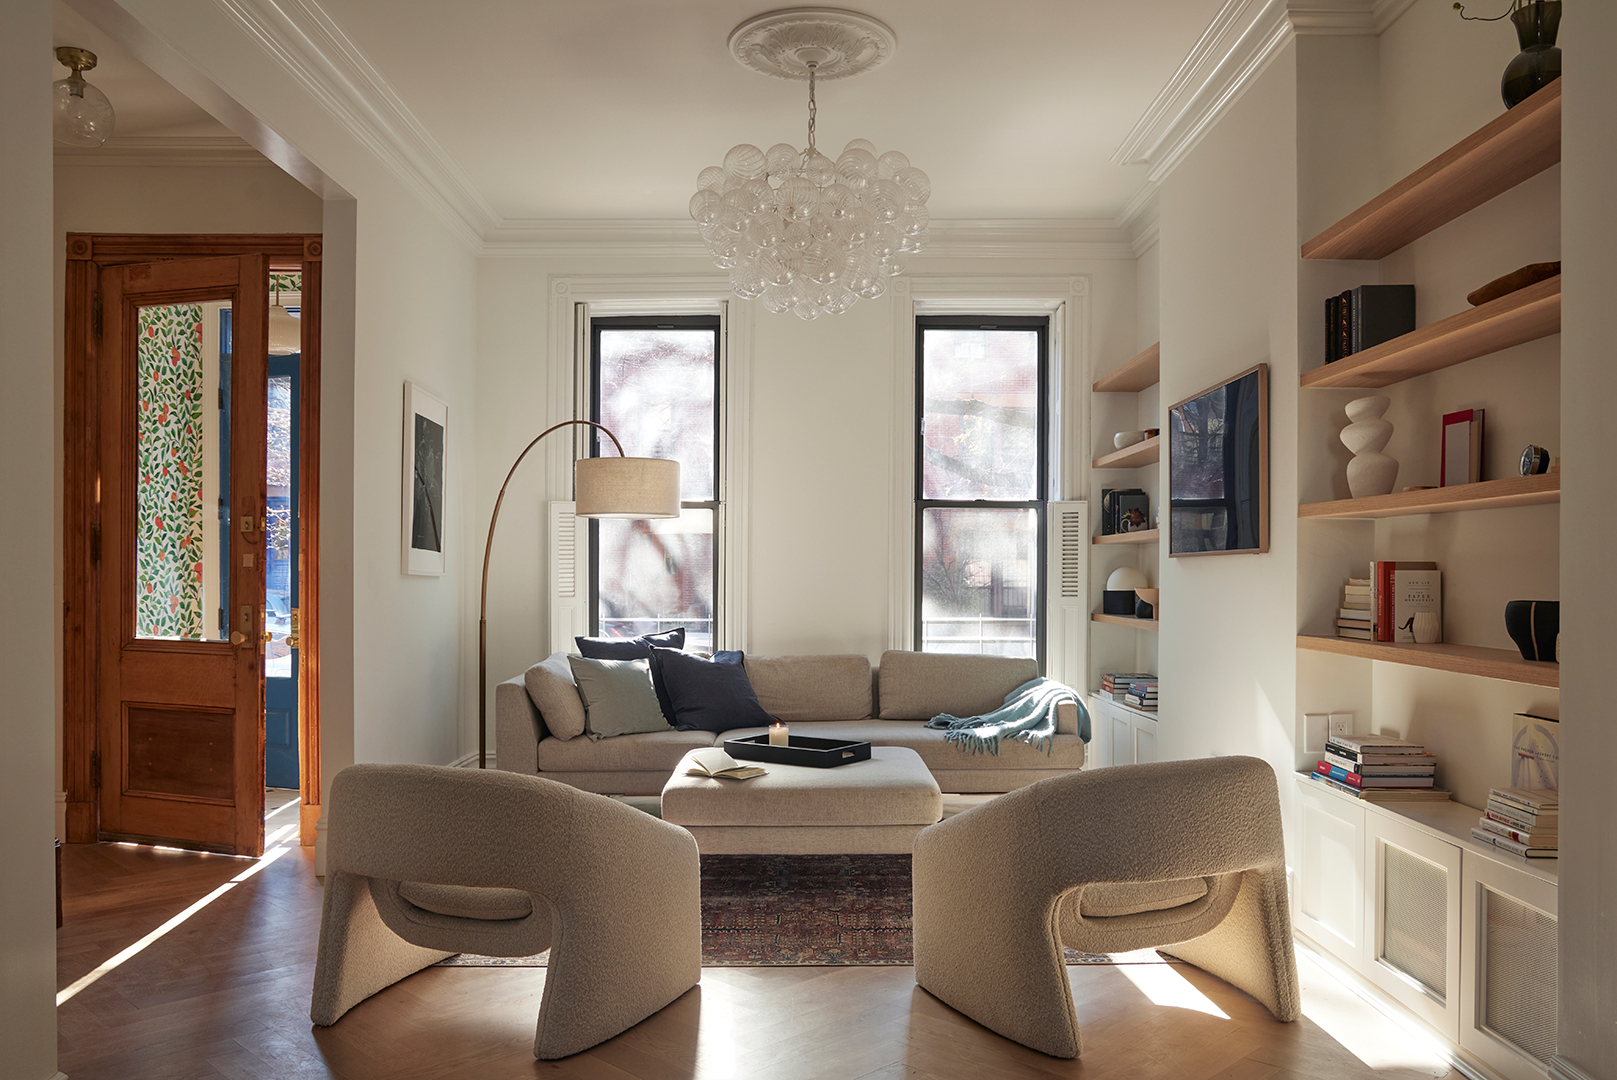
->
[566,656,668,740]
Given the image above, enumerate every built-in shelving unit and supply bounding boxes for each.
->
[1299,474,1559,519]
[1301,78,1560,261]
[1299,275,1560,389]
[1092,528,1160,545]
[1297,634,1558,688]
[1092,435,1160,470]
[1092,342,1160,393]
[1093,613,1160,631]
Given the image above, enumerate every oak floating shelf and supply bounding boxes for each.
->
[1302,79,1561,261]
[1296,634,1559,688]
[1093,613,1160,631]
[1093,342,1161,393]
[1093,529,1161,546]
[1093,435,1160,470]
[1300,275,1560,389]
[1299,474,1560,520]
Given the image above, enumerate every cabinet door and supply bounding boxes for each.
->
[1364,815,1463,1040]
[1109,704,1133,767]
[1460,854,1557,1080]
[1133,714,1158,763]
[1295,781,1366,966]
[1085,695,1111,768]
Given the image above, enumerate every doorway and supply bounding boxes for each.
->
[64,233,323,855]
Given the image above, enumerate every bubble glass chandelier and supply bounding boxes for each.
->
[690,9,930,320]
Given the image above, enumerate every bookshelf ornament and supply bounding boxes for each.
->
[1341,395,1399,498]
[1455,0,1562,109]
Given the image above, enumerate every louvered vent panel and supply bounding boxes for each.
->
[1482,888,1558,1066]
[1058,509,1085,599]
[1380,844,1448,1001]
[552,504,577,598]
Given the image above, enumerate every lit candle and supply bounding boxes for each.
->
[768,722,789,746]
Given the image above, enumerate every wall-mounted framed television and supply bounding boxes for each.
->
[1167,363,1269,557]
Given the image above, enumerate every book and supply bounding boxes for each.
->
[1339,606,1371,618]
[1315,762,1434,788]
[1326,733,1428,754]
[1347,577,1370,587]
[1335,618,1371,631]
[1477,818,1558,846]
[1512,713,1560,790]
[1326,293,1341,362]
[1471,826,1556,858]
[1322,750,1436,774]
[1371,561,1437,641]
[1349,284,1416,355]
[1485,806,1556,831]
[1391,569,1441,643]
[1441,408,1486,487]
[1343,585,1371,596]
[1308,772,1452,802]
[685,747,767,780]
[1491,786,1559,811]
[1335,627,1373,640]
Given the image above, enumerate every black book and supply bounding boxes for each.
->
[1349,284,1416,355]
[1337,290,1352,362]
[1325,294,1341,362]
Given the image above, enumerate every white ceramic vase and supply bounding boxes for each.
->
[1411,611,1441,644]
[1341,395,1399,498]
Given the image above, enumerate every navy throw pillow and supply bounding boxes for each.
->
[575,627,685,659]
[649,647,777,734]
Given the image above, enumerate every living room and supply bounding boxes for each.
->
[4,1,1616,1078]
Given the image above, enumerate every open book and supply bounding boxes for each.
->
[686,747,767,780]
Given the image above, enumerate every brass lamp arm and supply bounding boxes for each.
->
[478,419,624,768]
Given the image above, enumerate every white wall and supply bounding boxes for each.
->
[1557,3,1617,1073]
[1,1,64,1076]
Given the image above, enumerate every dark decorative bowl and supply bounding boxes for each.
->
[1504,600,1559,662]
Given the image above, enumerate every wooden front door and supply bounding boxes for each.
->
[97,255,269,856]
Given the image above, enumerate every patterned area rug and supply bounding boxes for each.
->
[436,853,1184,968]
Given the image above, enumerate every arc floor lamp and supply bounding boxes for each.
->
[479,421,681,767]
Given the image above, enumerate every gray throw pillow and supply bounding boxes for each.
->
[566,656,669,740]
[523,652,587,741]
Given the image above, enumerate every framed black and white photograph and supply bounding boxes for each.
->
[402,382,447,576]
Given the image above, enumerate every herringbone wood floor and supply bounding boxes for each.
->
[57,838,1454,1080]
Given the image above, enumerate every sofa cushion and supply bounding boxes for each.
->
[721,720,1085,772]
[536,727,718,772]
[524,652,587,741]
[574,627,685,659]
[877,651,1039,720]
[397,881,534,921]
[652,648,776,733]
[744,654,873,722]
[567,656,669,739]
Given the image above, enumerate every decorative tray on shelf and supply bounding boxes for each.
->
[723,734,872,768]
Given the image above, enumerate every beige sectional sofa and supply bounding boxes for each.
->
[495,650,1086,795]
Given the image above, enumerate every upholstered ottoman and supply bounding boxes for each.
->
[661,746,943,855]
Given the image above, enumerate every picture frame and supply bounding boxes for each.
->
[1167,363,1269,557]
[402,382,447,576]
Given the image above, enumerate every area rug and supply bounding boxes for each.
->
[436,853,1184,968]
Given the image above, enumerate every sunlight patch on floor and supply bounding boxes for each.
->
[1296,947,1452,1075]
[1116,958,1230,1018]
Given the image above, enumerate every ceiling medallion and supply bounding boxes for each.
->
[693,8,928,320]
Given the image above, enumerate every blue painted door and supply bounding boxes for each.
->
[264,355,299,789]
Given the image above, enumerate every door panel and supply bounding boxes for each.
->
[98,254,267,856]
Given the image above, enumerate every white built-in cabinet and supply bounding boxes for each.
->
[1294,775,1559,1079]
[1086,694,1158,768]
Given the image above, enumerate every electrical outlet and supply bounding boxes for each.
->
[1329,712,1354,737]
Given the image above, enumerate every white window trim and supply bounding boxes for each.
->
[887,275,1091,668]
[546,275,754,651]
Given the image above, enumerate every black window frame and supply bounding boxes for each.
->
[914,314,1051,670]
[587,314,723,641]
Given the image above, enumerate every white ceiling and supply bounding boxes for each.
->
[53,0,1229,224]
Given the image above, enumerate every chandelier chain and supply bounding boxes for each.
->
[806,65,817,155]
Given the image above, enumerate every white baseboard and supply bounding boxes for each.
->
[1550,1059,1599,1080]
[447,752,493,769]
[55,790,66,839]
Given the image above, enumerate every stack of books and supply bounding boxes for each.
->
[1124,679,1158,712]
[1310,733,1450,802]
[1338,577,1372,639]
[1324,284,1415,362]
[1471,788,1558,858]
[1099,673,1155,701]
[1369,560,1441,642]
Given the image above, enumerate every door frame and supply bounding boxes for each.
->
[64,233,324,846]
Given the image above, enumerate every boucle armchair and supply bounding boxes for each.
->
[912,757,1299,1058]
[310,764,701,1060]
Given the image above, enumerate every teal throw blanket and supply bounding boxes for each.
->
[925,677,1088,757]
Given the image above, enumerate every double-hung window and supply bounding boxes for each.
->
[915,315,1049,664]
[589,315,721,653]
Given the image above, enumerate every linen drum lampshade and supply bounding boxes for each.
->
[575,457,682,518]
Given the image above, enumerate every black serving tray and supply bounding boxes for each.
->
[723,734,872,768]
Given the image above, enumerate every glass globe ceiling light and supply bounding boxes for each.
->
[53,47,115,148]
[691,9,929,320]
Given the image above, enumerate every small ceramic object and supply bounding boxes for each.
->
[1504,600,1559,662]
[1411,611,1441,644]
[1520,444,1551,476]
[1134,588,1159,621]
[1341,395,1399,498]
[1104,567,1150,616]
[1113,431,1146,450]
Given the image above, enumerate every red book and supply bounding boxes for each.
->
[1371,561,1437,642]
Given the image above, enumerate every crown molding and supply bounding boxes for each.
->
[1112,0,1403,186]
[54,135,275,167]
[208,0,495,250]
